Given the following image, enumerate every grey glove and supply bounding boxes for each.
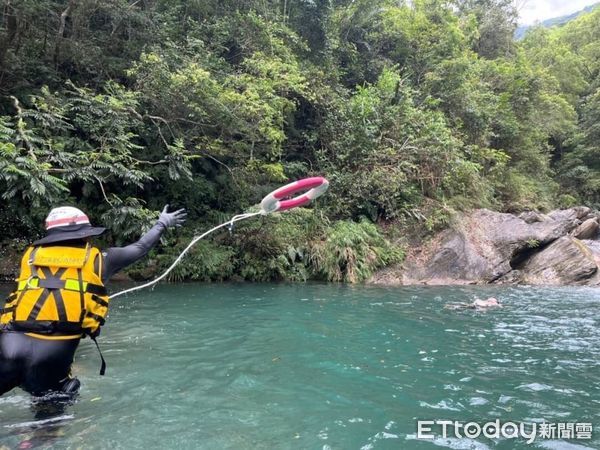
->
[158,205,187,228]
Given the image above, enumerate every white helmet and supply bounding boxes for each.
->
[33,206,106,245]
[45,206,91,230]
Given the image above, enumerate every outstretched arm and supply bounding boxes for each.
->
[100,206,186,283]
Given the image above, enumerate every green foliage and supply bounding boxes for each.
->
[122,209,401,284]
[522,7,600,207]
[558,194,579,208]
[2,0,600,282]
[0,83,194,230]
[228,208,328,282]
[0,115,69,206]
[318,67,491,220]
[455,0,518,59]
[159,240,236,283]
[101,197,157,245]
[310,219,404,283]
[495,169,556,212]
[521,27,588,105]
[152,209,402,283]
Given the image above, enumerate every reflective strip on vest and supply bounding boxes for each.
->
[17,278,89,292]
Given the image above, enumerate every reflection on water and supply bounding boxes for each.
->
[1,283,599,449]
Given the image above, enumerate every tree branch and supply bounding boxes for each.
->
[54,0,76,65]
[94,175,114,206]
[9,95,36,160]
[196,150,240,187]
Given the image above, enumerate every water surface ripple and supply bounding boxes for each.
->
[0,284,599,449]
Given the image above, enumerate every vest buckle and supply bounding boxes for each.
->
[26,276,41,289]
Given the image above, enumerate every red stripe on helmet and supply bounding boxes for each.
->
[46,215,90,229]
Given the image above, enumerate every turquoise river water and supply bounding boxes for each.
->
[0,283,599,449]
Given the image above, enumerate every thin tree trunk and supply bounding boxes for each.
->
[54,0,76,66]
[0,0,17,67]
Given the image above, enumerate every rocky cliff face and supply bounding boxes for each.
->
[371,207,600,286]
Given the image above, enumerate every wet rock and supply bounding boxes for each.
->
[582,239,600,266]
[520,237,598,285]
[582,212,599,221]
[494,269,523,284]
[518,211,547,224]
[547,206,590,222]
[401,230,490,285]
[394,207,599,285]
[571,218,599,240]
[370,264,403,285]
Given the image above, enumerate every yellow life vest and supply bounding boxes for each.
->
[0,244,109,339]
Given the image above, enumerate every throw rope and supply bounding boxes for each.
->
[109,177,328,299]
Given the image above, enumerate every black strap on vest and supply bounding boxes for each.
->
[85,312,106,326]
[52,288,69,322]
[77,268,86,323]
[7,320,83,335]
[0,306,15,315]
[39,267,68,322]
[18,278,107,296]
[27,267,67,321]
[90,294,109,308]
[27,247,40,272]
[90,335,106,375]
[1,293,17,315]
[26,287,52,321]
[85,284,108,296]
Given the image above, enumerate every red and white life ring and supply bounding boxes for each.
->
[260,177,329,214]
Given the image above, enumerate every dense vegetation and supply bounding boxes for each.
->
[1,0,599,282]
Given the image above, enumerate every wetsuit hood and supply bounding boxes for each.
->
[33,224,106,245]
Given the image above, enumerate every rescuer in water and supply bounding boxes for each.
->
[0,205,186,399]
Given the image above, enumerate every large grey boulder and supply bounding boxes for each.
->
[401,230,490,285]
[571,218,599,240]
[547,206,590,222]
[494,269,523,285]
[519,236,598,285]
[399,208,587,285]
[582,240,600,266]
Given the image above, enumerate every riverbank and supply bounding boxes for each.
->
[2,206,599,286]
[0,212,401,284]
[372,206,600,286]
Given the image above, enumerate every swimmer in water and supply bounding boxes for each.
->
[445,297,502,310]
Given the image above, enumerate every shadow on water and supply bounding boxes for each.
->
[1,283,599,449]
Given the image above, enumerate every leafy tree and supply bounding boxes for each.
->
[2,0,600,281]
[454,0,518,59]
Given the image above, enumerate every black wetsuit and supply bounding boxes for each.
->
[0,222,167,397]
